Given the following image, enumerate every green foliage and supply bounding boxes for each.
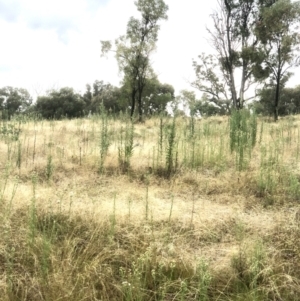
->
[141,78,175,115]
[0,86,32,120]
[231,241,267,296]
[159,114,164,159]
[82,84,92,110]
[99,105,111,173]
[118,120,135,172]
[193,93,229,117]
[16,141,22,169]
[101,0,168,121]
[35,87,85,119]
[45,155,54,182]
[28,174,38,246]
[257,144,279,199]
[288,172,300,200]
[120,76,174,116]
[194,0,300,115]
[255,85,300,116]
[87,80,125,114]
[0,123,21,141]
[195,0,263,109]
[255,0,300,120]
[177,90,198,117]
[165,117,177,177]
[196,259,211,301]
[230,109,257,170]
[192,54,229,107]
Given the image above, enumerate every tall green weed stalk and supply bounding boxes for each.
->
[45,154,54,182]
[189,115,195,138]
[165,117,178,177]
[0,122,20,142]
[0,163,11,204]
[28,174,38,245]
[118,120,134,172]
[159,114,164,162]
[230,109,257,170]
[257,145,278,200]
[99,104,111,173]
[196,259,211,301]
[16,140,22,169]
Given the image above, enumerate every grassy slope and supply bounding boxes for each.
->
[0,114,300,300]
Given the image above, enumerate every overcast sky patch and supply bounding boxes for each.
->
[27,15,78,43]
[0,0,109,43]
[0,0,21,22]
[0,63,18,73]
[86,0,109,11]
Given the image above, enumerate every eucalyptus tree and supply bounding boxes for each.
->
[193,0,264,109]
[256,84,300,116]
[101,0,168,122]
[255,0,300,121]
[35,87,85,119]
[91,80,123,114]
[0,86,32,119]
[120,75,174,115]
[192,53,230,109]
[194,0,300,117]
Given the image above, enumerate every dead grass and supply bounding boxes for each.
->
[0,115,300,300]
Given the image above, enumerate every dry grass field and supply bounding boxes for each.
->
[0,113,300,300]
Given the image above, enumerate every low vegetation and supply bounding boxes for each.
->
[0,112,300,300]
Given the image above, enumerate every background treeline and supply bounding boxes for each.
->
[0,78,175,120]
[1,81,300,120]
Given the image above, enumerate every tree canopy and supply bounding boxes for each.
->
[254,0,300,120]
[193,0,300,120]
[35,87,85,119]
[0,86,32,120]
[101,0,168,121]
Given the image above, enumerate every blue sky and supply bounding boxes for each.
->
[0,0,299,100]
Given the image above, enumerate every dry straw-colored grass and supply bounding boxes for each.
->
[0,114,300,300]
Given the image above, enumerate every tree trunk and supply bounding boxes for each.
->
[239,58,247,109]
[224,0,238,109]
[137,91,143,123]
[274,76,280,122]
[230,73,238,109]
[274,46,281,122]
[130,89,136,118]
